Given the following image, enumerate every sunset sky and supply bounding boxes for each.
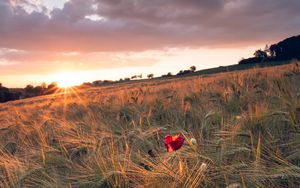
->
[1,0,300,87]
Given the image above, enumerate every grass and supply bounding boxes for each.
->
[0,61,300,187]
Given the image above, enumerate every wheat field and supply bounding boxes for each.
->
[0,62,300,188]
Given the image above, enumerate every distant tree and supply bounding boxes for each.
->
[0,84,14,102]
[269,44,276,57]
[137,74,142,79]
[47,82,57,89]
[177,70,192,76]
[81,82,92,87]
[46,82,58,94]
[190,66,196,72]
[103,80,113,83]
[33,86,43,95]
[147,74,154,79]
[41,82,47,90]
[25,85,34,94]
[264,44,271,57]
[93,80,103,86]
[254,49,267,58]
[124,77,130,81]
[162,72,173,78]
[0,83,6,99]
[131,75,137,79]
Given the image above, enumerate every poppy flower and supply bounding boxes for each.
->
[164,134,185,152]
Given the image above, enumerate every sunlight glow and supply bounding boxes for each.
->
[47,72,84,88]
[1,47,261,88]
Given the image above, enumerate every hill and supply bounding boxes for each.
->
[0,62,300,187]
[239,34,300,65]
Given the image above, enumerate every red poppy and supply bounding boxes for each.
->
[164,134,185,152]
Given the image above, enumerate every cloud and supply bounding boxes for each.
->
[0,0,299,80]
[0,47,173,75]
[0,0,299,52]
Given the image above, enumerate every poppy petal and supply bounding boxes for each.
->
[164,134,185,152]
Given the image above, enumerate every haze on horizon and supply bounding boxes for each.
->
[0,0,300,87]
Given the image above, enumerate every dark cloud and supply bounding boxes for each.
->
[0,0,299,52]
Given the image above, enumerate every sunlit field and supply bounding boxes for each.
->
[0,62,300,187]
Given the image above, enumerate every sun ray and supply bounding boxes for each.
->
[47,72,84,89]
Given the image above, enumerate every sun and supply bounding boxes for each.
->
[47,72,84,88]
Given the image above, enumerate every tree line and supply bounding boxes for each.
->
[1,65,197,103]
[239,35,300,64]
[0,82,59,103]
[91,66,197,86]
